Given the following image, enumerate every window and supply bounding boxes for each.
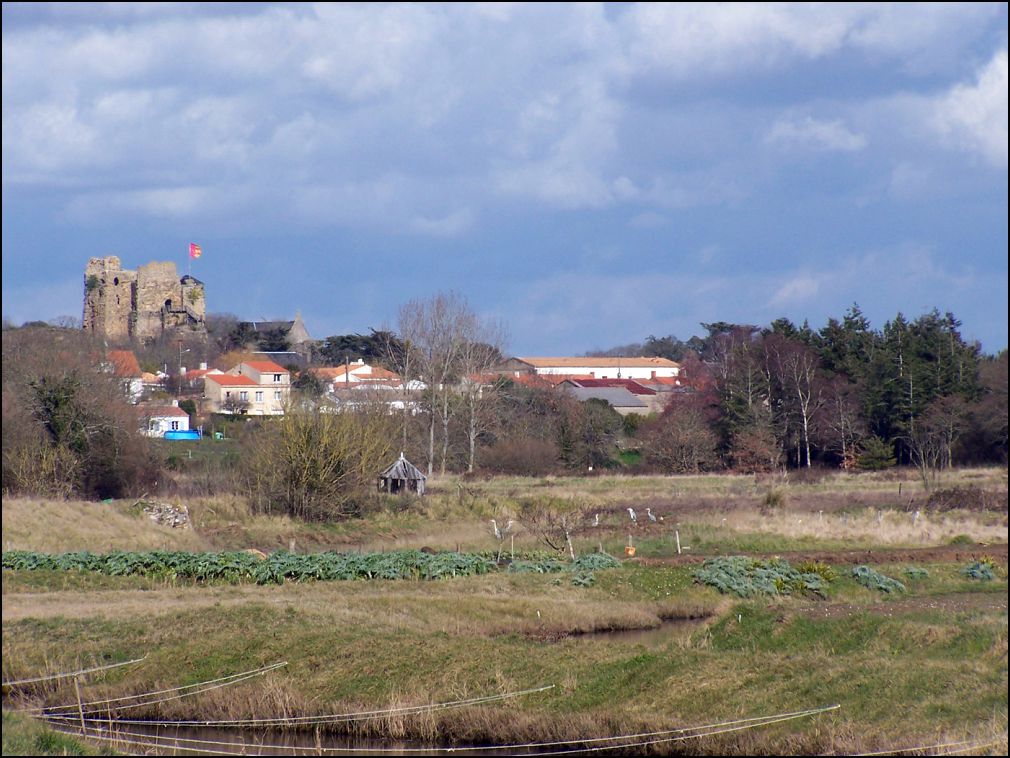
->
[225,391,232,399]
[255,391,264,402]
[273,373,282,383]
[240,391,249,402]
[171,421,180,431]
[274,390,282,401]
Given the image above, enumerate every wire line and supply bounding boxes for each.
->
[2,656,147,687]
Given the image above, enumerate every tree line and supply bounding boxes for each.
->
[634,306,1006,481]
[2,302,1006,516]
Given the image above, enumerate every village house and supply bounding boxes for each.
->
[138,402,191,437]
[311,361,404,392]
[103,349,144,403]
[203,360,290,415]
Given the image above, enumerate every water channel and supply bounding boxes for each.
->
[41,618,710,756]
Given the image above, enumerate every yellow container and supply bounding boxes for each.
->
[624,545,636,557]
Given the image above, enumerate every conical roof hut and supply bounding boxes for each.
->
[378,453,427,495]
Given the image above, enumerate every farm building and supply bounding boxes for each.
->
[378,453,427,495]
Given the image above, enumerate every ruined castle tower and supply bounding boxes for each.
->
[83,256,207,344]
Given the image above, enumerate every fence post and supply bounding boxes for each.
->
[74,675,86,734]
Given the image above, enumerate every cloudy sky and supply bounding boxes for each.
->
[3,3,1007,354]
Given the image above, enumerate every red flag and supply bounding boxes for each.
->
[189,243,202,259]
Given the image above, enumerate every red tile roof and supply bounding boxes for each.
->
[205,374,259,387]
[241,360,288,374]
[107,350,141,377]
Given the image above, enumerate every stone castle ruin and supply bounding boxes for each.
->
[83,256,207,344]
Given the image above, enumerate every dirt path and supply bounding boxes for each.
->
[633,541,1008,568]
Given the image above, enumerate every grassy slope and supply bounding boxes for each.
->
[2,562,1006,754]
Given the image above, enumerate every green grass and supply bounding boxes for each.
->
[3,561,1005,754]
[1,711,111,756]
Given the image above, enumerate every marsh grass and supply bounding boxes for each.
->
[3,559,1006,754]
[3,467,1006,754]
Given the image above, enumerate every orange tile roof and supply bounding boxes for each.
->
[184,368,221,380]
[107,350,142,377]
[206,374,259,387]
[241,360,288,373]
[310,367,346,380]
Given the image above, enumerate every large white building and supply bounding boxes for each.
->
[497,356,681,381]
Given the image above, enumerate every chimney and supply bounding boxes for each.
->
[200,362,208,371]
[171,399,179,407]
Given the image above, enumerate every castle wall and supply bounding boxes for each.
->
[82,256,206,344]
[83,256,136,342]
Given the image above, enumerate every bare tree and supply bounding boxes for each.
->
[822,377,866,469]
[396,291,480,477]
[458,317,508,473]
[518,498,591,560]
[766,334,826,468]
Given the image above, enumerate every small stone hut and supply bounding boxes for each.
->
[378,453,426,495]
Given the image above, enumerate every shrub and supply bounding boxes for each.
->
[962,559,996,581]
[851,565,905,593]
[762,486,788,511]
[857,436,896,470]
[242,406,397,521]
[693,556,831,598]
[796,560,838,582]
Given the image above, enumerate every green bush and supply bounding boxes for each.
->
[851,565,905,593]
[962,560,995,581]
[693,556,831,598]
[857,436,896,470]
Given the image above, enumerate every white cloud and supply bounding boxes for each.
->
[932,48,1008,167]
[408,208,474,237]
[766,116,867,152]
[768,274,822,308]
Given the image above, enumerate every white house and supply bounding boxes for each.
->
[139,403,191,437]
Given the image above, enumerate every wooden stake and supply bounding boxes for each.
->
[74,675,86,734]
[675,530,682,555]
